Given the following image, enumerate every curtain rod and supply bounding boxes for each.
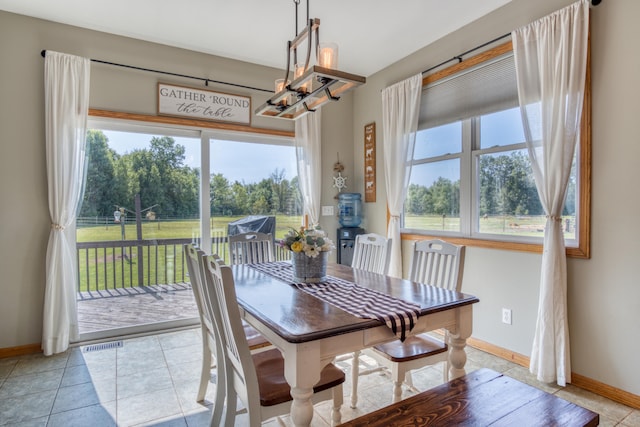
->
[421,32,511,75]
[421,0,602,76]
[40,50,274,94]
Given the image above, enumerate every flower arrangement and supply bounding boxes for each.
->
[281,225,335,258]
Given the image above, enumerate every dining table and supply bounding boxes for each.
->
[231,261,480,427]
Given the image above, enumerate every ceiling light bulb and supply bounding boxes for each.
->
[318,42,338,69]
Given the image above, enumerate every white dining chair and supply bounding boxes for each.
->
[350,233,392,275]
[351,239,466,405]
[201,254,345,427]
[228,231,275,265]
[183,243,226,425]
[348,233,391,408]
[183,244,270,418]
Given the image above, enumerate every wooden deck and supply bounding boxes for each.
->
[76,283,199,334]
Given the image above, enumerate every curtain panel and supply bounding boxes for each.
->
[512,0,589,386]
[381,74,422,278]
[295,109,322,226]
[43,51,90,355]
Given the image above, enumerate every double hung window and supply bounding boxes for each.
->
[402,43,590,257]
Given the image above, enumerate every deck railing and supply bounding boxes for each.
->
[76,237,289,292]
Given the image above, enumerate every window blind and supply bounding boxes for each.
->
[419,52,518,130]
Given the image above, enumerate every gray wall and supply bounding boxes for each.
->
[352,0,640,396]
[1,0,639,398]
[0,10,351,346]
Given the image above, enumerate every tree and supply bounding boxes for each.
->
[479,152,542,217]
[249,179,275,214]
[270,168,290,214]
[429,177,459,216]
[231,181,249,215]
[406,184,429,215]
[110,137,199,218]
[80,133,301,221]
[80,130,117,216]
[210,173,233,216]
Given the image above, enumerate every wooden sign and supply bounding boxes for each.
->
[158,83,251,125]
[364,122,376,202]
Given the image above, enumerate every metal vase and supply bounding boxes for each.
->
[291,251,328,283]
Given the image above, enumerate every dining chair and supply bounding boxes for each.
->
[228,231,275,265]
[183,243,227,426]
[183,244,270,409]
[201,254,345,427]
[348,233,391,408]
[351,239,466,405]
[350,233,392,275]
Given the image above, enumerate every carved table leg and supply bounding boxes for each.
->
[448,333,468,379]
[290,386,315,427]
[447,305,473,380]
[284,342,322,427]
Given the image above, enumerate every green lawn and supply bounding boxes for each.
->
[403,214,577,239]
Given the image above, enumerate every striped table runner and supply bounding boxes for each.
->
[247,262,420,341]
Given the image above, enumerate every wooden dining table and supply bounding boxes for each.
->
[232,262,480,427]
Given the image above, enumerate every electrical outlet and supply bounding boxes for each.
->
[321,205,334,216]
[502,308,512,325]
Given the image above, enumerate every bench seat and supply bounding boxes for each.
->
[339,368,599,426]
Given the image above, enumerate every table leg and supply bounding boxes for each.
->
[448,333,468,379]
[283,342,322,427]
[289,386,315,427]
[448,305,473,379]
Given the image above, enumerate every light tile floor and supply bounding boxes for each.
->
[0,328,638,426]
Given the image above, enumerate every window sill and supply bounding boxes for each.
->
[400,231,589,259]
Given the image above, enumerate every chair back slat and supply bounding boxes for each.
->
[351,233,392,275]
[229,232,274,265]
[409,239,465,292]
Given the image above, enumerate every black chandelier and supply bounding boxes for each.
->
[255,0,366,120]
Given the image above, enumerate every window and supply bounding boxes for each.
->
[402,42,590,258]
[405,121,462,233]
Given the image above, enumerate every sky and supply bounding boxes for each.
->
[102,130,298,184]
[409,107,526,187]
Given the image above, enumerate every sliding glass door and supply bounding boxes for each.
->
[75,120,299,341]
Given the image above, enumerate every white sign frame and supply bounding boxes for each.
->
[157,83,251,125]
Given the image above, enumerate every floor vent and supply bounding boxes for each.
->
[82,340,123,353]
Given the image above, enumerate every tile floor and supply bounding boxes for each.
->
[0,328,638,426]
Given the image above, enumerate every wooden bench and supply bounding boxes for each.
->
[339,368,599,426]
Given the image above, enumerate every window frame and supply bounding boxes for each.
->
[400,42,591,259]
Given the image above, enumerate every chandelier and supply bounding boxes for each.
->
[255,0,366,120]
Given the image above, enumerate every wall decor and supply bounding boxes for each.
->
[364,122,376,202]
[158,82,251,125]
[333,154,347,199]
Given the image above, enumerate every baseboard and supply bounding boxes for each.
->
[571,372,640,410]
[466,336,530,368]
[0,343,41,359]
[467,336,640,410]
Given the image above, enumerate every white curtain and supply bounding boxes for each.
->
[295,110,322,225]
[381,74,422,278]
[43,51,91,355]
[512,0,589,386]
